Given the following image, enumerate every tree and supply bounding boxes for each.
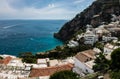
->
[110,70,120,79]
[111,48,120,70]
[0,56,3,59]
[19,52,37,63]
[19,52,33,58]
[50,70,79,79]
[94,42,104,51]
[93,53,110,72]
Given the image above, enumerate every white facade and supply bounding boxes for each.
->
[84,30,98,45]
[0,73,27,79]
[39,76,50,79]
[102,36,118,42]
[84,35,98,45]
[104,43,119,54]
[67,40,79,48]
[37,58,49,68]
[111,14,118,22]
[104,47,113,54]
[7,58,24,68]
[37,59,47,64]
[0,54,16,59]
[103,43,119,60]
[73,57,94,74]
[93,48,101,53]
[49,60,59,66]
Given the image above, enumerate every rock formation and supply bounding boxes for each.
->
[54,0,120,41]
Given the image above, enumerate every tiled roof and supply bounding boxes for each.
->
[105,43,118,50]
[3,56,12,64]
[105,43,114,49]
[29,63,73,77]
[75,50,96,62]
[0,56,12,65]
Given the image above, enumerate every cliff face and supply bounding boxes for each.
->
[54,0,120,41]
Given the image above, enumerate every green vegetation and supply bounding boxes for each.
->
[19,52,37,63]
[36,44,92,59]
[50,70,79,79]
[110,48,120,70]
[110,70,120,79]
[81,72,99,79]
[94,42,104,51]
[73,30,84,37]
[0,56,3,59]
[118,37,120,41]
[93,48,120,79]
[93,53,110,73]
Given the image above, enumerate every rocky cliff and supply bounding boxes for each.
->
[54,0,120,41]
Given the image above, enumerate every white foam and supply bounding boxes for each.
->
[3,24,19,29]
[2,23,25,29]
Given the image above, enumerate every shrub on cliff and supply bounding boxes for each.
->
[19,52,37,63]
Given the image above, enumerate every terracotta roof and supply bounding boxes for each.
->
[0,56,12,65]
[4,56,12,64]
[75,50,96,62]
[29,63,74,77]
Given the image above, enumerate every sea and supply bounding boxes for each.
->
[0,20,67,56]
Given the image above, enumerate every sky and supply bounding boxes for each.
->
[0,0,95,20]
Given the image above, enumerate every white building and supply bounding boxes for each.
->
[93,48,101,53]
[103,43,120,60]
[0,54,16,59]
[94,25,111,37]
[7,58,24,68]
[67,40,79,48]
[37,58,49,68]
[84,29,98,45]
[111,14,120,22]
[73,50,98,75]
[102,36,118,42]
[76,34,83,41]
[104,43,119,54]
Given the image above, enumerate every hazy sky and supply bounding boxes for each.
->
[0,0,95,20]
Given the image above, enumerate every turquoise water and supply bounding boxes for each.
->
[0,20,67,56]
